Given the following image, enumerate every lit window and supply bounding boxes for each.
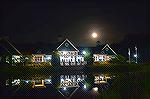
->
[35,56,43,62]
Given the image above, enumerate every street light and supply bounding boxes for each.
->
[134,46,138,64]
[134,54,137,58]
[134,54,137,63]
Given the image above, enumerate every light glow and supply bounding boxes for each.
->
[32,80,46,88]
[63,51,67,55]
[46,57,51,60]
[82,51,86,55]
[134,54,137,58]
[63,87,67,90]
[83,84,87,89]
[93,87,98,92]
[12,79,20,86]
[25,80,29,83]
[91,32,98,38]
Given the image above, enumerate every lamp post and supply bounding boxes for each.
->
[128,48,131,64]
[134,46,138,64]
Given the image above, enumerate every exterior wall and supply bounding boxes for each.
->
[93,54,107,62]
[93,54,115,62]
[44,55,52,62]
[59,51,76,66]
[59,51,78,56]
[76,55,85,65]
[32,54,52,63]
[11,54,52,66]
[12,55,21,63]
[32,54,45,63]
[76,55,84,62]
[58,51,85,66]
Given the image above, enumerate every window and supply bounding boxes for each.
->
[78,59,80,62]
[75,52,77,55]
[103,56,105,58]
[35,56,42,62]
[95,57,97,61]
[44,55,52,62]
[71,52,73,55]
[65,43,69,47]
[105,47,109,51]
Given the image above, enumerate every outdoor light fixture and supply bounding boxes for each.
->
[134,54,137,58]
[25,57,29,60]
[83,84,87,89]
[25,80,29,83]
[93,87,98,92]
[134,46,138,63]
[134,54,138,63]
[63,87,67,90]
[82,51,86,55]
[44,79,52,84]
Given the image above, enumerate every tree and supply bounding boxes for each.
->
[109,54,127,64]
[83,48,93,65]
[51,50,60,66]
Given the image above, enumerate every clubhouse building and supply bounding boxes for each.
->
[1,38,118,66]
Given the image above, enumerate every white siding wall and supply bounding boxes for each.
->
[93,54,107,62]
[59,51,85,66]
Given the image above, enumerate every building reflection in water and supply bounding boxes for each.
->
[5,73,115,98]
[32,80,46,88]
[94,74,111,84]
[59,74,87,98]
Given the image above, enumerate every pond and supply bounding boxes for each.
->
[1,71,117,98]
[0,66,148,99]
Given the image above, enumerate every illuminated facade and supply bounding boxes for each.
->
[56,39,86,66]
[59,74,87,98]
[93,44,117,63]
[12,55,22,63]
[10,39,118,66]
[11,39,86,66]
[12,54,52,66]
[32,54,52,63]
[5,73,113,97]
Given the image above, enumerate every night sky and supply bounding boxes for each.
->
[0,0,147,46]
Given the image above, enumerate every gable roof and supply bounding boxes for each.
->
[56,39,79,51]
[59,86,79,98]
[0,38,22,55]
[100,44,117,55]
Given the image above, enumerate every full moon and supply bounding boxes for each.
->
[91,32,98,38]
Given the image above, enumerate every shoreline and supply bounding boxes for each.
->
[0,63,149,76]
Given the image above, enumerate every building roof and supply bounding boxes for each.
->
[56,39,79,51]
[100,44,117,55]
[0,38,118,56]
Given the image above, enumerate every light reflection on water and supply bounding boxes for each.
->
[4,72,115,98]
